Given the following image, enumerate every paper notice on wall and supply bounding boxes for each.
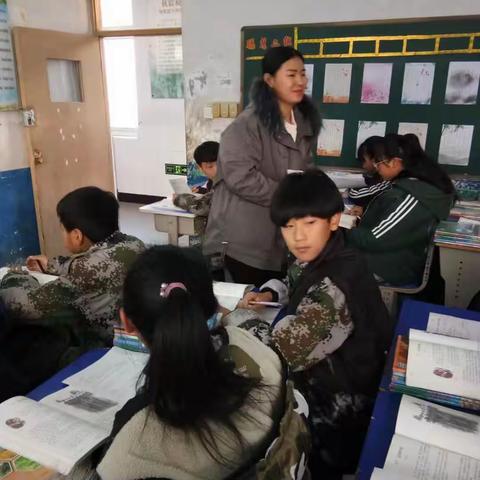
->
[323,63,352,103]
[215,72,232,89]
[148,0,182,28]
[186,70,207,99]
[398,122,428,149]
[361,63,393,104]
[149,35,184,99]
[401,63,435,105]
[356,121,386,149]
[438,124,474,166]
[317,119,344,157]
[304,64,314,97]
[0,1,19,111]
[445,61,480,105]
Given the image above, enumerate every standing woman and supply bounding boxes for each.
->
[203,47,321,286]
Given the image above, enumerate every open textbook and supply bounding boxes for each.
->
[0,268,57,286]
[0,448,61,479]
[373,395,480,479]
[406,328,480,401]
[213,281,253,311]
[0,348,148,475]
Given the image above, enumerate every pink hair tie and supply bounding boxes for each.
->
[160,282,187,298]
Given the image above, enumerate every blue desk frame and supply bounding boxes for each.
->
[357,299,480,480]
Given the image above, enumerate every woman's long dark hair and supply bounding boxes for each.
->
[122,246,260,463]
[373,133,455,194]
[249,46,321,138]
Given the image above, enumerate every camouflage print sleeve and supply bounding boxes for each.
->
[173,192,212,216]
[47,255,71,275]
[272,277,353,372]
[0,271,78,320]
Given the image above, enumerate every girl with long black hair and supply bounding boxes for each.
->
[347,133,455,286]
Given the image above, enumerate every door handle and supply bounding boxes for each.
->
[33,149,44,165]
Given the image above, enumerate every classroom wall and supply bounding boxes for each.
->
[0,0,91,263]
[181,0,480,155]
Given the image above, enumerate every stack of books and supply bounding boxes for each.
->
[389,335,480,411]
[434,219,480,249]
[113,327,148,353]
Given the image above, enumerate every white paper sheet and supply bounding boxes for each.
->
[0,267,57,285]
[383,434,480,480]
[304,63,314,97]
[397,122,428,149]
[438,124,474,166]
[401,63,435,104]
[396,396,480,460]
[323,63,352,103]
[213,281,253,311]
[427,312,480,342]
[317,119,344,157]
[445,61,480,105]
[169,177,191,194]
[361,63,393,104]
[356,121,387,149]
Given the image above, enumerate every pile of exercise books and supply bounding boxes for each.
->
[389,312,480,411]
[434,218,480,249]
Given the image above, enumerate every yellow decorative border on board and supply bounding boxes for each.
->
[246,27,480,60]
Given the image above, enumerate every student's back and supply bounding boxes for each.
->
[94,246,310,480]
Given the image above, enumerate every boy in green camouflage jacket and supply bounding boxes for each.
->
[239,171,392,478]
[0,187,145,343]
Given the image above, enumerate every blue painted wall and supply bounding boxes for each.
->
[0,168,40,265]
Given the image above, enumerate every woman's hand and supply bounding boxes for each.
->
[26,255,48,272]
[237,291,273,310]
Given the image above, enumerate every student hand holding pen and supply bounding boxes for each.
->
[26,255,48,273]
[238,291,277,310]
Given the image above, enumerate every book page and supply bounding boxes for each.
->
[396,395,480,460]
[407,329,480,400]
[63,347,147,399]
[0,397,106,475]
[0,447,62,479]
[427,312,480,341]
[370,467,405,479]
[213,282,253,311]
[0,268,57,285]
[169,177,191,195]
[384,434,480,479]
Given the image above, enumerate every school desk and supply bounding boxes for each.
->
[357,299,480,479]
[139,199,205,245]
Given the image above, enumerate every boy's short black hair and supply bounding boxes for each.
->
[271,169,344,227]
[193,141,219,166]
[56,186,119,243]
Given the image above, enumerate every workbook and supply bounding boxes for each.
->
[0,448,62,479]
[406,328,480,401]
[213,281,254,310]
[372,395,480,479]
[0,348,148,475]
[0,268,57,285]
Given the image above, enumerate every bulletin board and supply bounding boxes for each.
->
[241,17,480,175]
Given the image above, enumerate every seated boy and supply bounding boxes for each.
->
[239,170,393,477]
[0,186,145,344]
[173,141,219,215]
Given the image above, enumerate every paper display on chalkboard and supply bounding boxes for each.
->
[398,122,428,149]
[0,1,19,111]
[305,64,314,97]
[323,64,352,103]
[357,121,386,149]
[317,119,344,157]
[438,124,474,166]
[445,62,480,105]
[361,64,392,104]
[401,63,435,105]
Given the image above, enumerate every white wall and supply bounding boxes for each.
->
[182,0,480,153]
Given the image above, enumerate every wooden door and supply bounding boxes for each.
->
[13,27,114,257]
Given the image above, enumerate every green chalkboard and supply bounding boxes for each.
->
[241,17,480,175]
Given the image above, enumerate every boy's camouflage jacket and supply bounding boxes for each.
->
[0,232,145,339]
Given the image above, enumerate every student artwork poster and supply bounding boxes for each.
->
[401,63,435,105]
[361,63,393,104]
[444,62,480,105]
[397,123,428,149]
[438,124,474,166]
[356,121,386,149]
[317,119,344,157]
[323,64,352,103]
